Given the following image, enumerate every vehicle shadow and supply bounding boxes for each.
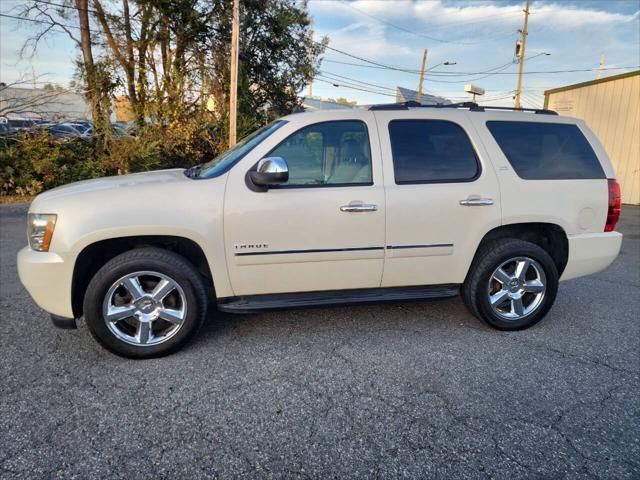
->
[191,295,484,349]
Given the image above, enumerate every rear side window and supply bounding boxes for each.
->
[486,121,605,180]
[388,120,479,184]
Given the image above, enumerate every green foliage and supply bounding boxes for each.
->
[0,115,227,197]
[208,0,326,127]
[0,132,107,196]
[5,0,325,197]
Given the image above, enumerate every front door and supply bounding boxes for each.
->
[223,113,386,296]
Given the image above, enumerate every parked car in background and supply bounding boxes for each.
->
[46,123,83,138]
[111,122,133,137]
[82,123,132,139]
[18,102,622,358]
[65,121,92,135]
[7,118,38,131]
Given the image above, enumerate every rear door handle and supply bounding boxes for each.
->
[340,204,378,212]
[460,197,494,206]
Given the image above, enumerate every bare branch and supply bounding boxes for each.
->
[0,76,72,118]
[18,1,80,58]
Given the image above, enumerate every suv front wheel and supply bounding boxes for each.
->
[83,247,208,358]
[461,239,559,330]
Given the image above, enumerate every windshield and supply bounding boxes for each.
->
[196,120,287,179]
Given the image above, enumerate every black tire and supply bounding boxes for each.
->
[83,247,208,358]
[461,238,558,331]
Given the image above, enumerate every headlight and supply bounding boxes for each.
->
[27,213,57,252]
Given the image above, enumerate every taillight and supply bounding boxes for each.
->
[605,179,621,232]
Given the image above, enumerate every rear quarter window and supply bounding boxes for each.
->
[486,121,605,180]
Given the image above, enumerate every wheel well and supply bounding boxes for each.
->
[71,236,213,318]
[477,223,568,276]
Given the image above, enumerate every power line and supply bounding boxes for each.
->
[322,58,413,71]
[0,12,100,33]
[423,62,516,84]
[4,11,638,87]
[320,71,398,92]
[314,78,396,98]
[412,11,524,32]
[320,43,419,73]
[316,75,393,96]
[319,51,638,77]
[319,42,519,80]
[319,69,523,102]
[33,0,98,14]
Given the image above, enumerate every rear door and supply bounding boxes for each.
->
[374,109,502,287]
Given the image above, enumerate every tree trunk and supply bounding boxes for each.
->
[75,0,107,139]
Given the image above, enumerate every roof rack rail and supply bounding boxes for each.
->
[368,101,557,115]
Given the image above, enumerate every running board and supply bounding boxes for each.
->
[217,284,459,313]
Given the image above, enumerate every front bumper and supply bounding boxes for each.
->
[561,231,623,281]
[17,246,75,319]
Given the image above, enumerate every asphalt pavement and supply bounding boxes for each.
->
[1,203,638,479]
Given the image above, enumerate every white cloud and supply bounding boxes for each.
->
[311,0,638,31]
[317,19,414,62]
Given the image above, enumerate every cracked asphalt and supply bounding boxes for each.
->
[1,203,638,479]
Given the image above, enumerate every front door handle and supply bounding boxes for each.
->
[460,197,494,206]
[340,204,378,213]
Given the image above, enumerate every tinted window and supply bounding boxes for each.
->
[388,120,479,184]
[486,121,605,180]
[269,121,372,186]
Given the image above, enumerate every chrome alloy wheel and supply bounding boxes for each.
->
[488,257,546,321]
[102,271,187,346]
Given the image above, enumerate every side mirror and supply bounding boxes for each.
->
[248,157,289,190]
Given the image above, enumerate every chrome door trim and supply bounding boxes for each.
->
[235,246,385,256]
[386,243,453,250]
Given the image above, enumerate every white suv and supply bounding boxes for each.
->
[18,103,623,358]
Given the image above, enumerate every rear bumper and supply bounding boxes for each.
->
[561,232,622,281]
[17,246,75,318]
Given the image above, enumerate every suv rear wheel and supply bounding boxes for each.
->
[83,247,208,358]
[461,239,559,330]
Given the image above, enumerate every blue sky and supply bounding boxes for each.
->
[1,0,639,108]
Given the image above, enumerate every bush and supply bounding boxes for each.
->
[0,132,108,196]
[0,116,229,197]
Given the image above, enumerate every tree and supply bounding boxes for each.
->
[327,97,357,106]
[92,0,155,125]
[16,0,325,145]
[20,0,112,140]
[208,0,326,132]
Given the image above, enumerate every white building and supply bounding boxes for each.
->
[0,86,92,121]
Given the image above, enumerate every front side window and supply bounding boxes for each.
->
[268,120,373,187]
[486,121,605,180]
[198,120,287,178]
[388,120,479,184]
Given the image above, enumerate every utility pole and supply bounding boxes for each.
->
[229,0,240,147]
[514,0,530,110]
[417,49,428,103]
[308,17,314,98]
[597,52,606,79]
